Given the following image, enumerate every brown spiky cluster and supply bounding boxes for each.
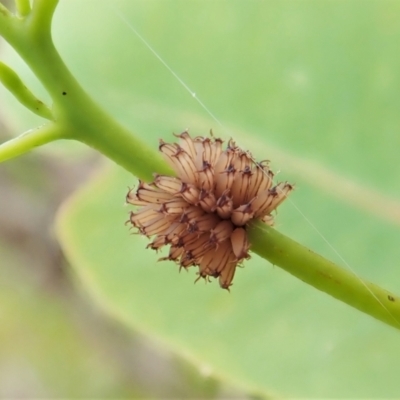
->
[126,131,293,290]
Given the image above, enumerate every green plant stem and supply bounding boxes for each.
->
[0,123,63,162]
[29,0,58,37]
[0,0,173,181]
[0,61,53,119]
[248,220,400,330]
[15,0,31,17]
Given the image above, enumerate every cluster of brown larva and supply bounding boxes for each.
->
[126,131,293,290]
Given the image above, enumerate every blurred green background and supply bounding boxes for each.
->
[1,0,400,398]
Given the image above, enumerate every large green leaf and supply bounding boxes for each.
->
[3,0,400,397]
[57,162,400,398]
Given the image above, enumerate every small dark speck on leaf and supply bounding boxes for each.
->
[388,295,395,302]
[62,91,67,95]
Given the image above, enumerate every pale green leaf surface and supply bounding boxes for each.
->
[2,0,400,397]
[57,164,400,398]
